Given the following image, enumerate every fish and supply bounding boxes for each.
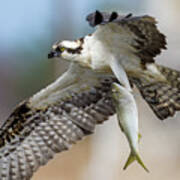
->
[111,82,149,172]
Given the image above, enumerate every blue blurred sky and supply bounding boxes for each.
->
[0,0,145,53]
[0,0,73,49]
[0,0,51,49]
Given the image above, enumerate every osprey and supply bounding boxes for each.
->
[0,10,180,179]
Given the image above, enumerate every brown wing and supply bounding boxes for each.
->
[0,69,116,180]
[130,65,180,120]
[86,10,167,64]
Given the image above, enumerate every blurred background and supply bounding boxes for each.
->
[0,0,180,179]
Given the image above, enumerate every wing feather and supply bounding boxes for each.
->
[86,10,167,64]
[130,65,180,120]
[0,63,116,180]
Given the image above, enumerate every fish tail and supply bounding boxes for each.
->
[123,151,149,172]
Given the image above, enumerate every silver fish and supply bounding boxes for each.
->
[111,82,149,172]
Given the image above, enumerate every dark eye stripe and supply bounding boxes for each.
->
[55,46,62,52]
[67,46,82,54]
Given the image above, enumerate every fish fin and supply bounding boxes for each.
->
[138,133,142,143]
[135,152,149,172]
[123,151,149,172]
[123,152,136,170]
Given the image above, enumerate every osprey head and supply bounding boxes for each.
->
[48,39,83,61]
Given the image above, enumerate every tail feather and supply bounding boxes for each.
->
[130,65,180,120]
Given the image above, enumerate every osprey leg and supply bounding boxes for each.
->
[110,58,132,91]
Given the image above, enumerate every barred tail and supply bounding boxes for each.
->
[130,65,180,120]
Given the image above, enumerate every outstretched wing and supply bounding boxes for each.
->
[0,63,117,180]
[86,10,166,64]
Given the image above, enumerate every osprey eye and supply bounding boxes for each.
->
[60,47,65,52]
[55,46,65,53]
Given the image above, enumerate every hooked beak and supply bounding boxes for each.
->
[48,51,61,59]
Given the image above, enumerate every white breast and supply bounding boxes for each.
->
[81,35,110,70]
[82,25,142,72]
